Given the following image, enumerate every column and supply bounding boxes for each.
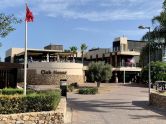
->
[124,70,126,84]
[109,53,112,64]
[115,53,117,67]
[57,54,60,62]
[46,53,49,62]
[115,72,118,83]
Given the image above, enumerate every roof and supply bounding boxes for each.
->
[128,40,146,43]
[15,48,73,57]
[89,48,109,52]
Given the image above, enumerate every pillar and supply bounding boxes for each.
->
[115,53,117,67]
[46,53,49,62]
[109,53,112,64]
[124,70,126,84]
[115,72,118,83]
[57,54,60,62]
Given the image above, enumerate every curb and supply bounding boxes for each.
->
[64,102,72,124]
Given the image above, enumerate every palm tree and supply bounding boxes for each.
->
[80,43,88,63]
[142,1,166,60]
[0,42,2,61]
[139,42,161,67]
[70,46,77,62]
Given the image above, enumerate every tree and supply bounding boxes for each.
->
[0,13,21,39]
[88,62,112,87]
[0,13,21,61]
[141,61,166,83]
[80,43,88,63]
[139,42,162,67]
[142,0,166,60]
[69,46,77,62]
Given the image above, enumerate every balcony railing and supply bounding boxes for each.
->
[117,62,139,68]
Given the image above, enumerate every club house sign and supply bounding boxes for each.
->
[41,70,67,75]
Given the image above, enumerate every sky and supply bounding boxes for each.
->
[0,0,164,61]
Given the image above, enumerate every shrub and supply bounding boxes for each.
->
[70,82,79,88]
[67,83,79,92]
[0,88,34,95]
[0,88,23,95]
[67,85,74,92]
[0,90,61,114]
[0,95,25,114]
[25,90,60,112]
[141,61,166,83]
[78,87,98,95]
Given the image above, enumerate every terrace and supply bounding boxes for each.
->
[13,49,76,63]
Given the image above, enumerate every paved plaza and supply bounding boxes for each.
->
[67,83,166,124]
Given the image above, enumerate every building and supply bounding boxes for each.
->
[5,37,146,85]
[85,37,146,83]
[0,62,23,88]
[5,44,85,86]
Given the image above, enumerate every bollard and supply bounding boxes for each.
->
[60,79,67,97]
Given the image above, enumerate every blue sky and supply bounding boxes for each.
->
[0,0,163,61]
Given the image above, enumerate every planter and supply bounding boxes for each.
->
[0,98,66,124]
[150,91,166,109]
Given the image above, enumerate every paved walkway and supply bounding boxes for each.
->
[67,83,166,124]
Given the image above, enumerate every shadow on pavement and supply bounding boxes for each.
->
[123,83,147,88]
[68,98,135,112]
[68,97,158,113]
[132,101,166,119]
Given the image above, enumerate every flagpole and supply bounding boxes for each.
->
[24,20,28,95]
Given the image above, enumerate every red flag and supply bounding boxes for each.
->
[25,4,34,22]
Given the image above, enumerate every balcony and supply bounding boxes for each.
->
[113,60,142,72]
[112,66,142,72]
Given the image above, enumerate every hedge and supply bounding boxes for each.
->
[0,90,61,114]
[78,87,98,95]
[0,88,23,95]
[0,88,34,95]
[25,91,60,112]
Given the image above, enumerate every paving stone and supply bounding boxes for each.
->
[67,83,166,124]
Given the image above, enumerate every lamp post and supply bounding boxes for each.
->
[138,25,151,103]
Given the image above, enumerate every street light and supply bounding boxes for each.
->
[138,25,151,103]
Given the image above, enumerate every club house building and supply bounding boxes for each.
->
[5,44,85,86]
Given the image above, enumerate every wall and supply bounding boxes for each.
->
[5,48,24,63]
[28,62,83,75]
[85,48,111,59]
[24,62,84,85]
[0,97,66,124]
[150,92,166,109]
